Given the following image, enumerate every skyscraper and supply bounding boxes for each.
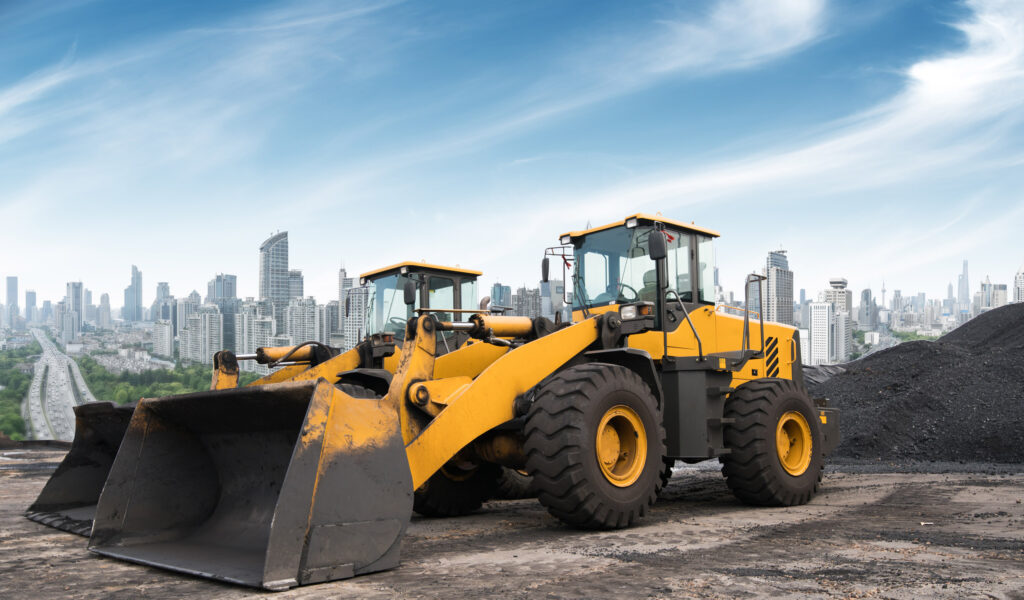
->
[1015,266,1024,303]
[288,270,304,299]
[513,286,542,318]
[25,290,36,323]
[765,249,793,325]
[819,278,853,315]
[97,294,112,330]
[6,276,18,327]
[175,294,200,337]
[858,288,875,330]
[66,281,84,339]
[152,320,174,358]
[285,297,321,344]
[207,274,237,303]
[807,302,834,366]
[180,305,223,365]
[341,286,368,350]
[338,266,355,337]
[259,232,289,330]
[490,283,512,310]
[957,259,969,306]
[123,265,143,322]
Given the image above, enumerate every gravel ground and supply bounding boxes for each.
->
[2,451,1023,599]
[810,303,1024,463]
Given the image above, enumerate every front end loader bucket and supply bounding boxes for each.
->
[26,402,136,536]
[88,379,413,591]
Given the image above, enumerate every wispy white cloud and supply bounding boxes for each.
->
[287,0,829,215]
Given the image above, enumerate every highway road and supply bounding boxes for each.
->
[22,329,95,441]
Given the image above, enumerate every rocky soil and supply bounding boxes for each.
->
[810,303,1024,463]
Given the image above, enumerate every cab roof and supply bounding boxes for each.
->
[559,213,720,242]
[360,261,483,281]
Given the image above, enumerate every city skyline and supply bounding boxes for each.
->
[1,249,1021,319]
[2,1,1024,306]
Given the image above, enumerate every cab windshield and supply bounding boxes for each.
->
[364,272,474,339]
[365,274,417,337]
[572,225,695,310]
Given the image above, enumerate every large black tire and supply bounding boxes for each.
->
[495,468,536,500]
[413,460,501,517]
[720,378,824,506]
[523,363,666,529]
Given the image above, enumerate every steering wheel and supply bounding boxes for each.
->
[615,283,638,301]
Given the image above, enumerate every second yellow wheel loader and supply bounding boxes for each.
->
[24,261,488,537]
[85,214,839,590]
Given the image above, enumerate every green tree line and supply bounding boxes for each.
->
[76,355,261,405]
[0,342,42,441]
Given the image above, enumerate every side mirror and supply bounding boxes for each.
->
[541,257,550,283]
[648,230,667,261]
[403,280,417,306]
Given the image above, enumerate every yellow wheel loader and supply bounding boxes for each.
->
[85,215,838,590]
[24,261,489,536]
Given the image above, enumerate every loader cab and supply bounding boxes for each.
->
[360,262,482,343]
[558,214,718,327]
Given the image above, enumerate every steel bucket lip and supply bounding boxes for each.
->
[89,543,280,590]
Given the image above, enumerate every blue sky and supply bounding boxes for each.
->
[1,0,1022,309]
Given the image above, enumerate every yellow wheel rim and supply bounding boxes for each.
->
[595,405,647,487]
[776,411,812,476]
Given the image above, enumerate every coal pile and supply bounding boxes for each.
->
[809,302,1024,463]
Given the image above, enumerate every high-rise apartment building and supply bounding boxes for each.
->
[957,260,970,306]
[818,279,852,362]
[207,274,237,303]
[24,290,36,323]
[259,232,289,301]
[288,270,304,300]
[152,320,174,358]
[65,281,84,340]
[513,286,542,318]
[319,301,340,344]
[819,278,853,315]
[235,303,276,375]
[764,250,793,325]
[123,265,143,322]
[992,284,1008,309]
[490,283,513,311]
[807,301,834,366]
[857,288,875,330]
[259,232,290,331]
[6,276,18,327]
[175,294,200,337]
[341,286,367,350]
[97,294,112,330]
[180,305,223,365]
[1015,266,1024,303]
[338,267,356,338]
[834,311,851,363]
[285,297,321,344]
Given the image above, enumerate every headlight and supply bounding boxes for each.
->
[625,217,638,228]
[620,305,638,320]
[560,235,571,245]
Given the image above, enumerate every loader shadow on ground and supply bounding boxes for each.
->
[1,450,1022,599]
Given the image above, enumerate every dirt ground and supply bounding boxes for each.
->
[1,450,1022,599]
